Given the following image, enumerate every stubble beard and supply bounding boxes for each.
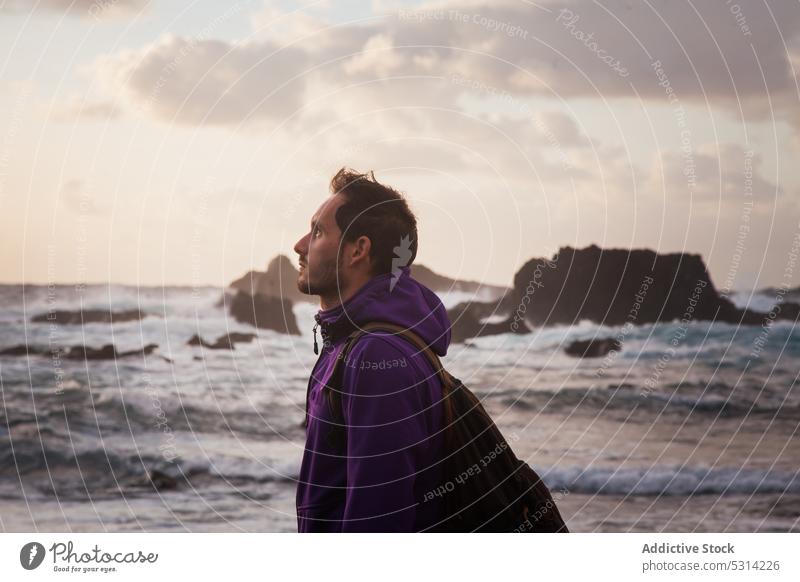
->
[297,258,344,299]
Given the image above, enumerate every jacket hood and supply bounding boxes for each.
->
[314,266,451,356]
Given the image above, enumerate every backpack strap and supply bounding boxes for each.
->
[307,322,455,448]
[356,322,454,388]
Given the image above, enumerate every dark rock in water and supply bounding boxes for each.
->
[229,254,309,303]
[187,332,258,350]
[65,344,117,360]
[511,245,793,328]
[64,343,159,360]
[31,308,148,325]
[446,296,523,343]
[447,244,799,343]
[207,335,236,350]
[187,334,205,347]
[2,343,158,360]
[228,255,511,305]
[565,338,621,358]
[223,332,258,344]
[0,344,42,356]
[410,264,510,298]
[215,292,231,309]
[776,301,800,322]
[187,334,228,350]
[226,256,303,335]
[229,291,300,335]
[149,469,178,491]
[118,344,158,358]
[758,285,800,303]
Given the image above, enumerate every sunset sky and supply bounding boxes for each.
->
[1,0,799,290]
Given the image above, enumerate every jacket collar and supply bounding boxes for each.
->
[313,269,404,348]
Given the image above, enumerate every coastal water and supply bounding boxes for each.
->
[1,284,798,532]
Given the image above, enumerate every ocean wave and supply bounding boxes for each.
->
[540,464,800,496]
[4,436,797,500]
[494,385,800,419]
[1,438,299,497]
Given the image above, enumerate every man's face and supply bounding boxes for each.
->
[294,194,346,297]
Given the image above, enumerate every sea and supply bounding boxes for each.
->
[1,283,798,532]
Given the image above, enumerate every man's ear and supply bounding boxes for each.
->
[348,235,372,268]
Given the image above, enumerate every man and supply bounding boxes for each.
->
[293,167,451,532]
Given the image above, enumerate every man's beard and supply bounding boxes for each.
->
[297,258,345,298]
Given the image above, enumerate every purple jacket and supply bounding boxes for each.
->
[296,266,451,532]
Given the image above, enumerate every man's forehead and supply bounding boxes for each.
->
[312,195,342,223]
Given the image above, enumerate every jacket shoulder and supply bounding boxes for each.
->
[347,330,436,365]
[340,332,437,394]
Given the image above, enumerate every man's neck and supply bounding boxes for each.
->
[319,272,372,311]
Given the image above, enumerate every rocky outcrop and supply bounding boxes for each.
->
[229,254,310,303]
[758,285,800,299]
[229,291,300,335]
[565,338,621,358]
[0,345,40,356]
[227,256,303,334]
[31,309,148,325]
[149,469,179,491]
[510,245,792,328]
[187,332,257,350]
[1,343,161,360]
[228,255,511,304]
[64,343,159,360]
[444,245,798,343]
[446,296,523,343]
[410,264,510,298]
[227,255,513,338]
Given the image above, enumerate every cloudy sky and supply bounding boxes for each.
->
[1,0,799,290]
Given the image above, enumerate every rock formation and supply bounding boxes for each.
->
[186,332,258,350]
[564,338,621,358]
[64,343,159,360]
[446,295,521,344]
[31,309,148,325]
[0,345,41,356]
[511,245,796,328]
[229,255,309,303]
[228,255,510,304]
[446,245,799,343]
[410,264,510,298]
[0,343,161,360]
[228,290,300,335]
[226,255,512,336]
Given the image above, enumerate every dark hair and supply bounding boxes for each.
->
[330,167,418,276]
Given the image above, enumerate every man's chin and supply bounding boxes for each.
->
[296,275,314,296]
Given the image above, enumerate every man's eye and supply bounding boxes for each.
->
[312,227,321,237]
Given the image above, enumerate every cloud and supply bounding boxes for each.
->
[96,34,308,126]
[648,143,780,203]
[534,110,589,148]
[416,0,795,93]
[249,3,332,46]
[92,0,800,137]
[59,179,110,216]
[51,98,122,121]
[344,34,407,76]
[3,0,149,19]
[83,0,794,213]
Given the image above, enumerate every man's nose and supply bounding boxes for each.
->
[294,232,309,256]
